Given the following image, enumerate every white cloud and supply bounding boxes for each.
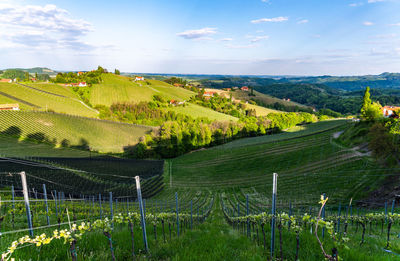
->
[297,19,308,24]
[176,27,217,39]
[389,23,400,26]
[0,4,94,50]
[250,35,269,43]
[368,0,385,3]
[261,0,271,3]
[251,17,288,24]
[225,44,256,49]
[220,38,233,41]
[363,21,374,26]
[349,2,364,7]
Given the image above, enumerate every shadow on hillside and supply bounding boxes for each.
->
[0,126,90,151]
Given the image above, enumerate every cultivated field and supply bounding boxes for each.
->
[0,111,153,153]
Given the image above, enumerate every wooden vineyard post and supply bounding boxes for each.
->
[190,200,193,229]
[43,184,50,226]
[53,190,58,217]
[337,203,341,233]
[20,172,33,237]
[385,202,388,223]
[99,194,102,219]
[11,185,15,229]
[109,192,113,231]
[175,192,180,237]
[288,201,292,230]
[135,176,149,252]
[246,194,250,238]
[391,200,395,215]
[322,193,326,239]
[237,203,240,217]
[270,173,278,259]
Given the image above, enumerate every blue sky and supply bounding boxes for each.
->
[0,0,400,75]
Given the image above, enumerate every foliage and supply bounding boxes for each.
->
[3,69,25,79]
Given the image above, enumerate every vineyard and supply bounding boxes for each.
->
[0,111,153,153]
[0,119,399,260]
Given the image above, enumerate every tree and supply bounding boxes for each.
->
[24,72,30,81]
[114,69,120,75]
[361,87,372,119]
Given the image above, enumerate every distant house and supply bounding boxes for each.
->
[0,79,12,83]
[223,88,231,91]
[169,100,185,106]
[382,106,400,117]
[77,71,84,76]
[65,82,87,87]
[173,83,183,87]
[203,91,216,100]
[0,103,19,111]
[241,86,249,91]
[135,76,145,81]
[232,87,239,90]
[30,78,37,82]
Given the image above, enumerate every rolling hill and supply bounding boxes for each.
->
[164,120,390,205]
[0,111,153,153]
[0,82,98,117]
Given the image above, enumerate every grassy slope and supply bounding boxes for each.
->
[168,103,237,121]
[0,135,95,157]
[90,74,237,121]
[245,103,280,116]
[0,111,153,153]
[166,120,390,204]
[0,82,97,117]
[233,90,309,109]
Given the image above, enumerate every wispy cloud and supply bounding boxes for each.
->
[389,23,400,26]
[297,19,308,24]
[250,35,269,43]
[363,21,374,26]
[349,2,364,7]
[225,43,256,49]
[176,27,217,39]
[220,38,233,41]
[368,0,385,3]
[251,17,288,24]
[0,4,94,50]
[261,0,271,4]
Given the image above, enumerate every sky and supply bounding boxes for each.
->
[0,0,400,75]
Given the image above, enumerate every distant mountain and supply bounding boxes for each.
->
[278,73,400,91]
[4,67,57,75]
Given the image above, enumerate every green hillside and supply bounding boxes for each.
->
[165,120,388,204]
[0,82,98,117]
[90,74,237,121]
[90,74,194,106]
[0,111,153,153]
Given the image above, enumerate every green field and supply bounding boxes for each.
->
[0,111,153,153]
[168,103,238,121]
[245,102,281,116]
[89,74,194,106]
[233,89,310,110]
[0,82,98,117]
[166,120,389,204]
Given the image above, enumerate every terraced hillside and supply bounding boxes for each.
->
[90,74,237,121]
[0,82,98,117]
[0,156,164,197]
[0,111,153,153]
[166,120,391,205]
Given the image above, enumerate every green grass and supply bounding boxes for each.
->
[166,120,390,204]
[0,82,97,117]
[245,103,281,116]
[167,103,238,122]
[89,74,235,121]
[0,111,153,153]
[233,90,309,109]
